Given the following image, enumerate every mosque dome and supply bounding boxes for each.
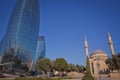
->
[90,49,108,58]
[89,49,109,74]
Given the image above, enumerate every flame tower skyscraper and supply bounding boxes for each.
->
[0,0,40,64]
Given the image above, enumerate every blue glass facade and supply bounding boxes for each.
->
[0,0,40,63]
[35,36,46,64]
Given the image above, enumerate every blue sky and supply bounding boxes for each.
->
[0,0,120,66]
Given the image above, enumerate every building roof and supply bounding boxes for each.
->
[90,49,107,57]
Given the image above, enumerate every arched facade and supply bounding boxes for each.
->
[90,50,108,74]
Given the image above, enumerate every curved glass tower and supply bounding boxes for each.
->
[35,36,46,64]
[0,0,40,64]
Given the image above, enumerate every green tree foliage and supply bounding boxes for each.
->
[54,58,68,72]
[113,55,120,71]
[13,55,29,73]
[106,58,115,71]
[36,58,53,73]
[67,64,78,72]
[13,55,22,68]
[1,48,29,73]
[67,64,85,72]
[85,57,91,75]
[76,64,85,73]
[106,55,120,71]
[1,48,14,63]
[21,63,29,73]
[82,56,94,80]
[117,53,120,58]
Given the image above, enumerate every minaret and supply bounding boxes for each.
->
[107,32,115,56]
[84,36,89,57]
[84,36,93,76]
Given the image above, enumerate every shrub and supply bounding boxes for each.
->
[82,74,94,80]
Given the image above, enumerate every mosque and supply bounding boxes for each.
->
[84,32,115,75]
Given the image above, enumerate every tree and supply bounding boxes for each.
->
[106,55,120,72]
[76,64,85,73]
[54,58,68,72]
[1,48,14,63]
[82,56,94,80]
[117,53,120,58]
[1,48,29,74]
[106,58,115,71]
[54,58,68,77]
[13,55,22,68]
[67,64,78,72]
[21,63,29,73]
[36,58,53,74]
[112,55,120,71]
